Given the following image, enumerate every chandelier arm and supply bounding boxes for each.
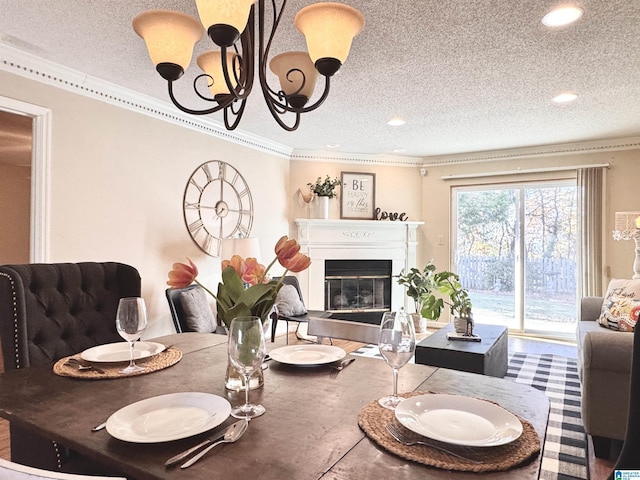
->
[262,99,301,131]
[258,0,292,101]
[220,10,256,101]
[292,75,331,113]
[223,99,248,130]
[167,81,226,116]
[193,74,223,102]
[264,74,332,114]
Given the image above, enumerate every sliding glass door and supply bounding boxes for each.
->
[453,181,577,337]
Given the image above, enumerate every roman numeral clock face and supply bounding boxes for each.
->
[183,160,254,257]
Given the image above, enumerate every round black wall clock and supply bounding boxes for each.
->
[182,160,254,257]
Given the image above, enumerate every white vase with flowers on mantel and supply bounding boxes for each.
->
[308,175,341,219]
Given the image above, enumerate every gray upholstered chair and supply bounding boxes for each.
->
[271,276,332,343]
[165,285,218,333]
[577,296,634,458]
[0,262,140,473]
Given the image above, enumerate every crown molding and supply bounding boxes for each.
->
[0,43,293,159]
[420,136,640,167]
[290,149,424,166]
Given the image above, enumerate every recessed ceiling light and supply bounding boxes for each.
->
[326,143,341,148]
[393,148,407,153]
[542,6,584,27]
[552,92,579,103]
[387,117,406,126]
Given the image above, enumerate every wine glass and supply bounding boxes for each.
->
[378,309,416,410]
[116,297,148,374]
[228,316,267,419]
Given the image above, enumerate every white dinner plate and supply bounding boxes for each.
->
[269,344,346,366]
[395,394,523,447]
[106,392,231,443]
[80,341,166,363]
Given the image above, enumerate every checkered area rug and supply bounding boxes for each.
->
[350,346,589,480]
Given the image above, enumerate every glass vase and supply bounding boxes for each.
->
[224,361,264,391]
[224,307,274,391]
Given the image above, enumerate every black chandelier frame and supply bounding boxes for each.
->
[157,0,338,131]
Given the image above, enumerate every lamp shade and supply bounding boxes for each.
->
[195,0,256,32]
[197,50,239,95]
[294,2,365,65]
[613,211,640,240]
[221,237,261,262]
[269,51,318,99]
[132,10,203,69]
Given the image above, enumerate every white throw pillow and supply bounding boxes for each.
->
[598,278,640,332]
[275,284,307,317]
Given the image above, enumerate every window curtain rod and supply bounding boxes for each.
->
[440,163,610,180]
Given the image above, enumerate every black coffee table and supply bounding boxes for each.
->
[415,323,508,377]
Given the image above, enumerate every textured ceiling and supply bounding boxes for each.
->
[1,0,639,163]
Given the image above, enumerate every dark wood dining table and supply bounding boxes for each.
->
[0,333,549,480]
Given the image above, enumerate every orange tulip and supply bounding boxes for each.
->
[222,255,268,285]
[281,253,311,273]
[222,254,246,274]
[167,258,198,288]
[275,235,300,262]
[242,257,268,285]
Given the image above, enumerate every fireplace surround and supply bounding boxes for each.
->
[294,219,423,320]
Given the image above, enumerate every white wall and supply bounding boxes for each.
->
[0,70,290,337]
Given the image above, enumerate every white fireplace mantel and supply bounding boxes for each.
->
[294,219,423,313]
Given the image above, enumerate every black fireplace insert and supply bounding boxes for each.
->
[325,259,392,324]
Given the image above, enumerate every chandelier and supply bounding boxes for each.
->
[132,0,365,131]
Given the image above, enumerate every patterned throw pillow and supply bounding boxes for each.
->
[598,278,640,332]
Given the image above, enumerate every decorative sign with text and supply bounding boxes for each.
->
[340,172,376,219]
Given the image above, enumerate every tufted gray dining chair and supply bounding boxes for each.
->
[0,262,140,474]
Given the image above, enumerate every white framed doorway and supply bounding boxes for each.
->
[0,95,51,263]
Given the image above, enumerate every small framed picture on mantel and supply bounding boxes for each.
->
[340,172,376,220]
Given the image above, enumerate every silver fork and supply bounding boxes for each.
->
[385,423,484,464]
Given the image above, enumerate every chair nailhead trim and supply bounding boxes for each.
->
[0,272,20,369]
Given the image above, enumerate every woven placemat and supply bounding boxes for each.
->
[53,346,182,379]
[358,391,540,473]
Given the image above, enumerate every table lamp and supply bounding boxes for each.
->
[612,211,640,279]
[220,237,262,263]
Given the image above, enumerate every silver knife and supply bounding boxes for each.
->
[164,420,243,467]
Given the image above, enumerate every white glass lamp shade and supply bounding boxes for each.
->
[132,10,203,69]
[269,52,318,99]
[294,2,365,64]
[195,0,256,32]
[196,50,239,95]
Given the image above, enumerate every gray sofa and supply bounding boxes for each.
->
[577,296,634,458]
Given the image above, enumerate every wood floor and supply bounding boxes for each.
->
[0,330,616,478]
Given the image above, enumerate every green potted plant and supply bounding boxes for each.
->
[308,175,341,198]
[421,270,473,334]
[397,261,437,333]
[307,175,341,219]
